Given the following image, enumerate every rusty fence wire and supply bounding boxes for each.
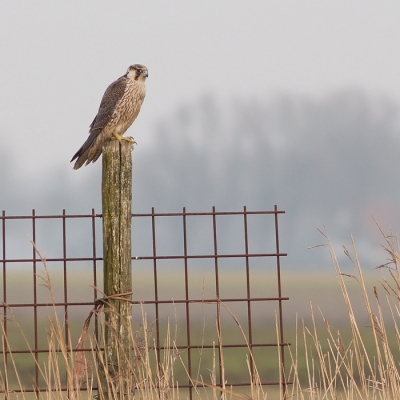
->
[0,206,289,396]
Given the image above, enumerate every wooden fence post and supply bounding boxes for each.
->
[100,140,133,398]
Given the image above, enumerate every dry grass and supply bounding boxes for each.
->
[284,226,400,400]
[2,226,400,399]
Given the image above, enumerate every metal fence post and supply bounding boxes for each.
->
[100,140,133,398]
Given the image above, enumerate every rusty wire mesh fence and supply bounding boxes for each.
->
[0,206,289,397]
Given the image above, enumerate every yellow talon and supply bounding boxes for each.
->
[111,134,137,150]
[111,133,134,143]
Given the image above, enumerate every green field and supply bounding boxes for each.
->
[1,259,396,399]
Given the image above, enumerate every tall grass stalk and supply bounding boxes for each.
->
[284,228,400,399]
[2,229,400,399]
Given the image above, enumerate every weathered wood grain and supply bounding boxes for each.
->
[100,140,133,398]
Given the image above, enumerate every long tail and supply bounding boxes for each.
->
[70,130,102,170]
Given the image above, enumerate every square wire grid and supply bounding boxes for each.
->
[0,206,289,397]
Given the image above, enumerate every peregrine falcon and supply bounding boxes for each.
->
[71,64,148,169]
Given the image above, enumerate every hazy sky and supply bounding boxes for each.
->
[1,1,400,180]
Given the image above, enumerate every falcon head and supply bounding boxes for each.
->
[126,64,148,81]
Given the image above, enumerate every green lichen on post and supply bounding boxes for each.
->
[100,140,133,398]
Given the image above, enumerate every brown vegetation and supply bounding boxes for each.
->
[1,226,400,399]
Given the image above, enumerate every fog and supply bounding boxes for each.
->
[2,90,399,269]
